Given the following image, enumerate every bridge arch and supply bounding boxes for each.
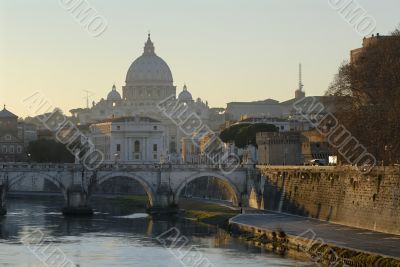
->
[8,173,67,197]
[175,172,241,206]
[97,172,156,207]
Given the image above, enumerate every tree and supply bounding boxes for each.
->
[220,123,277,148]
[326,27,400,164]
[27,139,75,163]
[393,24,400,36]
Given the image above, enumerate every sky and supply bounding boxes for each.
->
[1,0,399,118]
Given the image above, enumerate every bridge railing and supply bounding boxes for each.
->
[0,162,248,171]
[0,163,78,170]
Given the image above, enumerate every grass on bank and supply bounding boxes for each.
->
[179,198,239,226]
[97,195,239,226]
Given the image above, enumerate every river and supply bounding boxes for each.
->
[0,197,317,267]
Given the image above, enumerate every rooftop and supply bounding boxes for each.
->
[94,116,161,124]
[0,105,18,118]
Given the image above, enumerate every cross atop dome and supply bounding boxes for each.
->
[144,33,155,55]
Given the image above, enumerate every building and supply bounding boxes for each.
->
[256,129,331,165]
[69,34,221,158]
[231,116,309,132]
[181,135,201,163]
[256,132,302,165]
[225,99,283,121]
[89,116,165,163]
[225,63,338,123]
[181,129,217,164]
[301,130,331,163]
[0,106,25,162]
[18,122,38,147]
[350,33,400,64]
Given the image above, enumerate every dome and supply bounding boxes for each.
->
[107,84,122,101]
[0,105,18,118]
[125,34,173,85]
[178,84,193,102]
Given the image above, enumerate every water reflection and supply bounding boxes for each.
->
[0,198,316,267]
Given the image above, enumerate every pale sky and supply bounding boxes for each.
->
[1,0,399,117]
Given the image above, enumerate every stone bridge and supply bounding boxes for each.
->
[0,163,263,215]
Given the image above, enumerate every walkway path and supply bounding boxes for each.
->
[230,211,400,259]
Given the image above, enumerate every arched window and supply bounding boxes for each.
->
[134,141,140,153]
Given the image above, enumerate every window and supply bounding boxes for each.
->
[5,135,11,141]
[153,144,157,152]
[153,125,157,130]
[9,145,14,154]
[17,146,22,153]
[134,141,140,152]
[170,141,176,153]
[116,144,121,152]
[116,126,121,130]
[2,146,7,153]
[153,154,157,160]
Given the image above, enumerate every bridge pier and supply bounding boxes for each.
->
[147,191,178,215]
[62,188,93,216]
[0,184,6,216]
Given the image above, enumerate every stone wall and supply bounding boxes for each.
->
[257,166,400,235]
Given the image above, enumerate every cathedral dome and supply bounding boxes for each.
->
[178,84,193,102]
[107,84,122,101]
[126,34,173,85]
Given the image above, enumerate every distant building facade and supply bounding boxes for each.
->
[350,33,400,64]
[0,106,25,162]
[232,116,313,132]
[226,95,337,123]
[225,99,283,121]
[89,116,165,163]
[18,122,38,147]
[256,132,302,165]
[301,130,331,163]
[256,130,331,165]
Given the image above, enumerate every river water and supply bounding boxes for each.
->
[0,198,316,267]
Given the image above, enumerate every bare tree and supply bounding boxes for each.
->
[393,24,400,36]
[326,27,400,164]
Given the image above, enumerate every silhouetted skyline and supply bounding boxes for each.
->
[1,0,399,117]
